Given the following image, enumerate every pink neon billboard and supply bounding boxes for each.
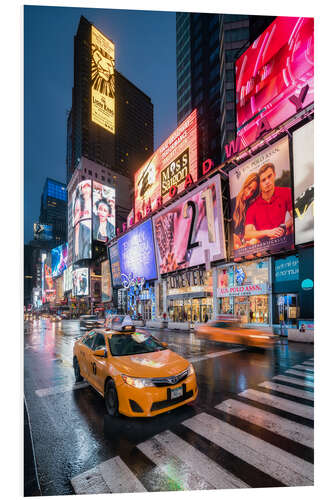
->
[235,17,314,148]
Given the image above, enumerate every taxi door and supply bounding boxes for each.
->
[90,332,109,395]
[78,332,96,382]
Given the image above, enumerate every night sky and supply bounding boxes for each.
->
[24,5,177,243]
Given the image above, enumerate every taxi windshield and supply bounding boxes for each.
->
[108,333,166,356]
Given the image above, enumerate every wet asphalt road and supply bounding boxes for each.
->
[24,318,314,496]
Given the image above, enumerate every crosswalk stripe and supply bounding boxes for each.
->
[259,381,314,401]
[273,375,314,388]
[238,388,314,420]
[71,465,110,494]
[151,430,248,489]
[71,457,147,494]
[292,365,314,373]
[285,369,314,379]
[99,456,147,493]
[35,381,89,397]
[216,399,313,448]
[138,437,217,490]
[302,361,314,366]
[183,412,313,486]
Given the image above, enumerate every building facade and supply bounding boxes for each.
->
[66,16,153,184]
[39,178,67,245]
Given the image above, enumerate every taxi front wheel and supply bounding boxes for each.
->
[73,357,83,383]
[105,380,119,416]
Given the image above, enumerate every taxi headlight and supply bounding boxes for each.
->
[188,363,195,376]
[121,374,155,388]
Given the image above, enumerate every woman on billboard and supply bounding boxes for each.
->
[73,192,91,261]
[232,173,259,249]
[93,198,115,242]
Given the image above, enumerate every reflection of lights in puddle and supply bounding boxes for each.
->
[237,372,247,391]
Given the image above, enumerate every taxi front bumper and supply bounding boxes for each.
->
[116,373,198,417]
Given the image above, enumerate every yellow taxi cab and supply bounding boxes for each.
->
[195,319,277,348]
[73,327,198,417]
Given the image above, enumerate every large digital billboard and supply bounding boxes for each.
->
[43,254,56,303]
[91,25,115,134]
[72,180,92,262]
[51,243,68,277]
[73,268,89,297]
[118,219,157,283]
[292,120,314,245]
[101,260,112,302]
[235,17,314,148]
[63,265,73,293]
[134,109,198,222]
[108,243,122,287]
[33,223,53,241]
[92,181,116,242]
[229,136,294,259]
[153,174,226,274]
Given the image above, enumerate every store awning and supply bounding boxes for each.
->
[167,292,212,300]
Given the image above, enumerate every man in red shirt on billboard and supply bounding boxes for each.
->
[244,163,293,243]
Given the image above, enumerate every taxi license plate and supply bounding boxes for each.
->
[170,386,183,399]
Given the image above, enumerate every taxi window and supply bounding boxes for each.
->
[109,333,166,356]
[92,333,106,351]
[82,332,96,348]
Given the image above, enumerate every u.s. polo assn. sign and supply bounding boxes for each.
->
[217,283,268,297]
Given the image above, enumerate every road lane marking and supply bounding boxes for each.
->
[188,347,245,363]
[215,399,313,448]
[273,375,314,388]
[238,388,314,420]
[258,381,314,401]
[183,412,313,486]
[142,430,248,489]
[35,381,89,397]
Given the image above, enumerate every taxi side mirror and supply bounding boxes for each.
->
[94,348,107,358]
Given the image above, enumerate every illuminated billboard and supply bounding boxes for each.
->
[118,219,157,283]
[92,181,116,242]
[134,109,198,222]
[235,17,314,148]
[56,276,64,302]
[292,120,314,245]
[33,223,53,241]
[51,243,68,277]
[72,180,92,262]
[101,260,112,302]
[108,243,122,287]
[91,25,115,134]
[153,174,226,274]
[43,254,56,303]
[229,136,294,259]
[63,265,73,293]
[73,268,89,297]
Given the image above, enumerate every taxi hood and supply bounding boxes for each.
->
[110,349,189,378]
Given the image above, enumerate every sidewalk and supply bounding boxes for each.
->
[24,400,41,496]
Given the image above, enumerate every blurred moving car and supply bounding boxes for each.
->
[51,315,62,322]
[195,320,277,348]
[73,327,197,417]
[79,314,104,331]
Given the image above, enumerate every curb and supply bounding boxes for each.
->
[24,398,42,496]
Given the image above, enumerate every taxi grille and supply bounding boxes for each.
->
[151,386,194,412]
[151,369,189,387]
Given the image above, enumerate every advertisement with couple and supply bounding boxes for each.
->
[230,136,294,259]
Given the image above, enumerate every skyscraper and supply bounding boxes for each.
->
[39,178,67,244]
[66,16,153,184]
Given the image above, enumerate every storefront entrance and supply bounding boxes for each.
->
[168,297,213,323]
[276,294,299,327]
